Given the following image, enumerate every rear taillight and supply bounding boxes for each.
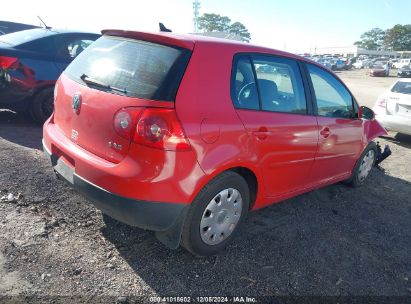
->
[113,108,142,140]
[376,97,387,108]
[53,83,58,101]
[113,107,191,151]
[0,56,18,69]
[135,108,191,151]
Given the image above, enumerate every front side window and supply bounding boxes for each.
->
[231,54,307,114]
[307,64,354,118]
[253,56,307,114]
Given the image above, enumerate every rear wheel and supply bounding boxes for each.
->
[30,87,54,124]
[347,142,377,187]
[181,171,249,256]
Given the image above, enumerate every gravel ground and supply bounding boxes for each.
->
[0,70,411,302]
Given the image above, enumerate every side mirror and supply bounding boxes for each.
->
[359,106,375,120]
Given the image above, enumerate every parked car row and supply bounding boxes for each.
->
[308,56,354,71]
[0,28,99,122]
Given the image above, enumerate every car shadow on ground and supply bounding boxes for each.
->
[379,132,411,150]
[0,110,42,150]
[101,168,411,296]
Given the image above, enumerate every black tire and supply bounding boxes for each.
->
[181,171,249,256]
[347,142,377,188]
[29,87,54,124]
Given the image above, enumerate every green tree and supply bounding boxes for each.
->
[198,13,231,32]
[384,24,411,51]
[354,28,385,50]
[197,13,252,43]
[229,22,251,43]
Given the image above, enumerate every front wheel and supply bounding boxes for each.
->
[347,142,377,187]
[181,171,249,256]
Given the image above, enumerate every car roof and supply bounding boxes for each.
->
[397,78,411,83]
[0,28,99,46]
[3,27,98,36]
[45,28,100,35]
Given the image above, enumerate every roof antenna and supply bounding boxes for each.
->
[159,23,172,32]
[37,16,51,29]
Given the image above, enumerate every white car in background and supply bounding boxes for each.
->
[354,59,372,69]
[394,59,411,69]
[373,79,411,136]
[353,60,364,69]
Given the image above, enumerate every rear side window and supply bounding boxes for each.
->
[20,36,56,54]
[232,56,259,110]
[64,36,191,101]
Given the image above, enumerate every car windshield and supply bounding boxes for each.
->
[391,81,411,95]
[0,28,56,46]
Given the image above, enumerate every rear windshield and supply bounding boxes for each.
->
[0,28,54,46]
[391,82,411,95]
[64,36,191,101]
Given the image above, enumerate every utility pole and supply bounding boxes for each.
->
[193,0,201,33]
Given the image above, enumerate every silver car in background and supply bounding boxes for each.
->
[373,79,411,136]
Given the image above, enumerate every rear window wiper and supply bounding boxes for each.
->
[80,73,127,95]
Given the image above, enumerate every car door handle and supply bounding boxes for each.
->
[320,127,331,138]
[252,127,272,140]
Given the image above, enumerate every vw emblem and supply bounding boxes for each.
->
[72,93,82,114]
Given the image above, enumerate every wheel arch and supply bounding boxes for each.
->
[192,163,263,211]
[346,140,377,185]
[30,83,56,102]
[29,84,56,123]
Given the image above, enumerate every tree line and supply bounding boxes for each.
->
[197,13,251,43]
[354,24,411,51]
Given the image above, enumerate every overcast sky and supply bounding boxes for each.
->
[1,0,410,52]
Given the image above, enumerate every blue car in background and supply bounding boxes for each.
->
[0,28,99,122]
[330,59,348,71]
[316,58,333,70]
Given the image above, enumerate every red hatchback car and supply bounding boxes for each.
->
[43,30,386,256]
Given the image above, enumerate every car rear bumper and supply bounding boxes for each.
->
[43,118,205,202]
[373,110,411,136]
[43,140,189,232]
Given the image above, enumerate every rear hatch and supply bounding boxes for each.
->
[54,34,191,163]
[386,81,411,119]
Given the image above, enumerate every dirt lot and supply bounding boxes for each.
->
[0,69,411,302]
